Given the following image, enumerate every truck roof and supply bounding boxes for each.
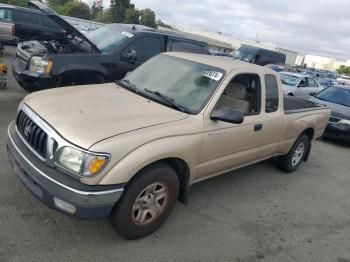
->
[165,52,278,75]
[108,24,208,46]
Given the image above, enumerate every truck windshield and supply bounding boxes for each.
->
[87,25,128,53]
[122,55,225,114]
[280,73,300,86]
[316,87,350,107]
[233,50,254,62]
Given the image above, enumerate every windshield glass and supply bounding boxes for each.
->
[87,25,129,52]
[233,50,255,62]
[122,55,225,114]
[316,86,350,107]
[280,73,300,86]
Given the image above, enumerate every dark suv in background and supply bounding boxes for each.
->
[13,1,210,92]
[0,3,66,41]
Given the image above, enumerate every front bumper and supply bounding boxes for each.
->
[7,122,124,220]
[12,58,59,92]
[324,122,350,143]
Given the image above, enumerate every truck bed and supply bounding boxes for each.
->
[0,21,17,43]
[284,96,325,114]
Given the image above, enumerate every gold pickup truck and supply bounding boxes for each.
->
[7,53,331,239]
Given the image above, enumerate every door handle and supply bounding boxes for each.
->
[254,124,263,131]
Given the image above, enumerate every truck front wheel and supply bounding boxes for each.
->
[278,134,310,173]
[110,163,179,239]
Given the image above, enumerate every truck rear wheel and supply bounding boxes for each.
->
[110,163,179,239]
[278,134,310,173]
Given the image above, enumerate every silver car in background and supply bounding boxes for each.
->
[280,72,324,100]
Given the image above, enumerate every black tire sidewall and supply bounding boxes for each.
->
[281,134,310,172]
[111,163,179,239]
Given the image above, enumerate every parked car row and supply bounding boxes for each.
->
[11,1,211,92]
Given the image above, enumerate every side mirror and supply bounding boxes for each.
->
[123,49,137,63]
[211,107,244,124]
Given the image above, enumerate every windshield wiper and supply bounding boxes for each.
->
[144,88,186,112]
[115,79,138,92]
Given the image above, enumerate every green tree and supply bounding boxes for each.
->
[124,7,139,24]
[91,0,103,19]
[139,8,156,28]
[55,1,91,20]
[0,0,28,7]
[95,10,113,23]
[336,65,350,76]
[46,0,69,8]
[110,0,130,23]
[156,19,173,29]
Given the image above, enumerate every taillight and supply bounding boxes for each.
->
[12,24,15,36]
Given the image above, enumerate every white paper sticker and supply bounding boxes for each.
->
[121,31,134,38]
[202,71,223,81]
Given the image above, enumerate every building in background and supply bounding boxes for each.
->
[304,55,350,71]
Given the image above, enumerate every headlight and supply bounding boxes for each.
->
[56,147,109,177]
[338,119,350,125]
[29,56,53,74]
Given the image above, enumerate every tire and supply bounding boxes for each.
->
[110,163,179,239]
[278,134,310,173]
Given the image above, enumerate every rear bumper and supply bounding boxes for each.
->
[12,59,59,92]
[324,122,350,143]
[7,122,124,220]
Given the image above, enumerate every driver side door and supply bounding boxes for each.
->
[295,77,311,99]
[195,71,265,181]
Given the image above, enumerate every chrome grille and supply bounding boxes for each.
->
[16,110,48,158]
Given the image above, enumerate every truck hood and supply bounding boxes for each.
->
[23,83,189,149]
[28,0,100,53]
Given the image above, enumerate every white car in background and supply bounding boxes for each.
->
[280,72,324,100]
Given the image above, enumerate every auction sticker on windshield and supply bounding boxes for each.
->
[121,31,134,38]
[202,71,223,81]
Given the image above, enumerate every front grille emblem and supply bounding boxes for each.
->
[24,124,32,138]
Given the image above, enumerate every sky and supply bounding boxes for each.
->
[88,0,350,61]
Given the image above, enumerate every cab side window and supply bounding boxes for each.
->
[215,74,261,115]
[307,77,318,87]
[170,41,204,54]
[0,8,12,22]
[17,11,40,25]
[299,78,307,87]
[265,74,279,113]
[127,37,162,61]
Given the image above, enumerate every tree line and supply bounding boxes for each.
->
[1,0,173,29]
[336,65,350,76]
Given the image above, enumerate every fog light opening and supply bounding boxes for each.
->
[53,197,76,214]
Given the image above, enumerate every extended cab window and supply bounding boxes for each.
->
[0,8,12,22]
[128,37,162,61]
[170,41,204,54]
[265,74,279,113]
[215,74,261,115]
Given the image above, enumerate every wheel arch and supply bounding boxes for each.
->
[128,158,191,204]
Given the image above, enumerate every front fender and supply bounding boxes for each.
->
[97,133,203,185]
